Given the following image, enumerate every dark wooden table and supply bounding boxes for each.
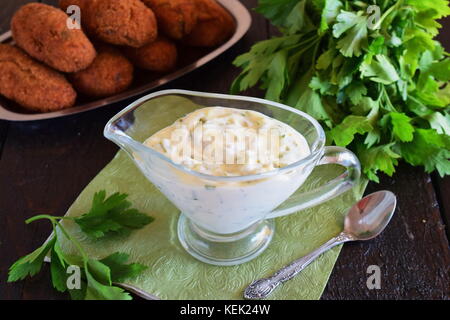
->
[1,0,449,300]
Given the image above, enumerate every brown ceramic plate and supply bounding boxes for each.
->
[0,0,251,121]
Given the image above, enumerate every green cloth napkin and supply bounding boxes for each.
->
[57,149,366,300]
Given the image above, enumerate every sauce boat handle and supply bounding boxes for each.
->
[266,146,361,219]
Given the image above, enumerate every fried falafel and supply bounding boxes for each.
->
[124,36,177,72]
[11,3,96,73]
[0,44,77,112]
[69,45,134,97]
[84,0,158,48]
[142,0,197,40]
[183,0,235,47]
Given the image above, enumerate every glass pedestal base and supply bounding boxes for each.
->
[177,214,275,266]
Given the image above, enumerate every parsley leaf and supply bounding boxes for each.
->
[360,55,400,84]
[85,268,132,300]
[100,253,147,282]
[337,20,368,57]
[359,143,401,182]
[427,59,450,82]
[319,0,343,33]
[285,0,315,34]
[400,129,450,176]
[50,242,68,292]
[329,115,372,146]
[345,81,367,105]
[8,237,56,282]
[310,76,332,95]
[381,112,415,142]
[426,112,450,135]
[75,191,154,239]
[265,50,289,101]
[256,0,304,31]
[407,0,450,19]
[295,80,331,121]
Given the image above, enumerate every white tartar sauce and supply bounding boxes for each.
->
[144,107,310,176]
[140,107,314,234]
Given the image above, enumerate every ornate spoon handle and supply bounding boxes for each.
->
[244,233,351,299]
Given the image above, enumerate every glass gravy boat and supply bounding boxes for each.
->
[104,90,360,266]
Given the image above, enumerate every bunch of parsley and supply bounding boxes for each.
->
[8,191,154,300]
[232,0,450,182]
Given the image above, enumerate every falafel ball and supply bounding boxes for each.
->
[11,3,96,73]
[0,44,77,112]
[183,0,235,47]
[124,36,177,72]
[141,0,198,40]
[84,0,158,48]
[69,46,134,97]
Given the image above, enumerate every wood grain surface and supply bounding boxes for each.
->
[0,0,449,300]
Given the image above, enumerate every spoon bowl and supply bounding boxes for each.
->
[345,191,397,240]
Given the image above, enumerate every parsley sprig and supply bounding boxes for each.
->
[232,0,450,182]
[8,191,154,300]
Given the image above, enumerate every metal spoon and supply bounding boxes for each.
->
[244,190,397,300]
